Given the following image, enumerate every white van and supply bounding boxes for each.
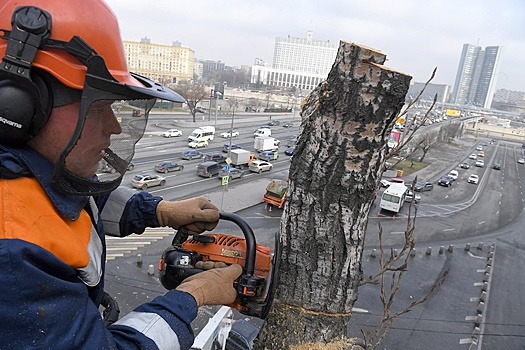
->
[253,128,271,138]
[188,126,215,143]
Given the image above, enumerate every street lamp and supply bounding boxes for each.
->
[214,91,222,128]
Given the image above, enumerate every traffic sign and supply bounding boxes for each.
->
[221,176,229,186]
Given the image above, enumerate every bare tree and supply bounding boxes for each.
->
[171,80,208,122]
[254,41,411,349]
[414,131,439,162]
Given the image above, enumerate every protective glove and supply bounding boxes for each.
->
[156,197,219,234]
[176,264,243,306]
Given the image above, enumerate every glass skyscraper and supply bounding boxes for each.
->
[451,44,503,108]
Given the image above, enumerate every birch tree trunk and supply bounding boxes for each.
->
[255,41,412,348]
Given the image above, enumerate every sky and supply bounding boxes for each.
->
[105,0,524,92]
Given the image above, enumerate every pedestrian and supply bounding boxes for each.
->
[0,1,242,349]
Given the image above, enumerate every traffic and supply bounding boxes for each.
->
[99,113,299,201]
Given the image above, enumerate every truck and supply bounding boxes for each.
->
[254,136,278,152]
[229,149,256,169]
[263,179,288,209]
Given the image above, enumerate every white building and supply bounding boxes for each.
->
[123,37,195,84]
[251,31,337,91]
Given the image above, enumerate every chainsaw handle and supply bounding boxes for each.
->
[219,212,256,277]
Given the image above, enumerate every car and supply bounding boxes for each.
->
[181,149,203,160]
[218,166,244,180]
[258,151,279,162]
[267,120,280,126]
[220,129,240,138]
[476,145,483,151]
[273,138,281,146]
[286,135,298,147]
[249,160,273,173]
[163,129,182,138]
[475,159,485,167]
[448,170,459,181]
[437,175,453,187]
[282,122,293,128]
[188,139,209,148]
[195,107,206,113]
[414,181,433,192]
[203,153,227,164]
[477,151,485,157]
[468,174,479,184]
[257,151,279,162]
[154,161,184,173]
[221,143,241,153]
[468,153,477,160]
[380,177,404,188]
[492,163,501,170]
[100,160,135,173]
[284,146,295,156]
[131,173,166,190]
[459,162,470,169]
[518,158,525,164]
[405,190,421,203]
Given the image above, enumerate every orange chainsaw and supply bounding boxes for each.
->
[158,212,280,319]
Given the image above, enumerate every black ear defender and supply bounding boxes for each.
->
[0,6,53,144]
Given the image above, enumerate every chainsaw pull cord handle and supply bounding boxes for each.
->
[219,211,256,277]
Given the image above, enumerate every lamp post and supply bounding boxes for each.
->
[214,91,222,128]
[208,89,214,122]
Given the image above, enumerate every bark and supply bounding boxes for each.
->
[255,41,411,349]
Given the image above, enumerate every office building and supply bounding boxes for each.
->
[451,44,503,108]
[407,82,450,103]
[251,31,337,92]
[123,37,195,84]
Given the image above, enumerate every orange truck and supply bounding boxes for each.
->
[263,179,289,209]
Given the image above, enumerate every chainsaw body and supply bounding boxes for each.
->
[158,212,280,319]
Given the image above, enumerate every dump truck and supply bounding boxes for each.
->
[263,179,289,209]
[229,149,257,169]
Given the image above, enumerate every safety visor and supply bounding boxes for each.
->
[52,53,184,196]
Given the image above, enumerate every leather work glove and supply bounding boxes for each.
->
[176,264,243,306]
[156,197,220,234]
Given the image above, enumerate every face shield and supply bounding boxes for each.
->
[51,48,184,196]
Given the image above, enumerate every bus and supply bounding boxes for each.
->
[188,126,215,143]
[380,183,408,213]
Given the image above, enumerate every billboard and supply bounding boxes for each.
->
[387,130,401,149]
[445,109,461,117]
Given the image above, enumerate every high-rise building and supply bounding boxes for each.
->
[407,82,450,103]
[251,31,337,92]
[123,37,195,84]
[451,44,503,108]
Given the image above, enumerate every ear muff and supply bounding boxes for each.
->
[0,6,53,144]
[0,73,52,144]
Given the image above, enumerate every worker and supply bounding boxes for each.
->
[0,1,242,349]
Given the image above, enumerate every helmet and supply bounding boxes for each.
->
[0,0,185,195]
[0,0,152,90]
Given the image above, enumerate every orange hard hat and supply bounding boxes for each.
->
[0,0,140,90]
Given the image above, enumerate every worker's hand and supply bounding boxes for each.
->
[156,197,219,234]
[176,264,243,306]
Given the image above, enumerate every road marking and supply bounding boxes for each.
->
[390,231,405,235]
[478,221,486,225]
[443,228,455,232]
[106,229,172,261]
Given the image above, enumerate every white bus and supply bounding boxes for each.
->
[188,126,215,143]
[380,183,408,213]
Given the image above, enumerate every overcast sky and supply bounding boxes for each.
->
[105,0,524,92]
